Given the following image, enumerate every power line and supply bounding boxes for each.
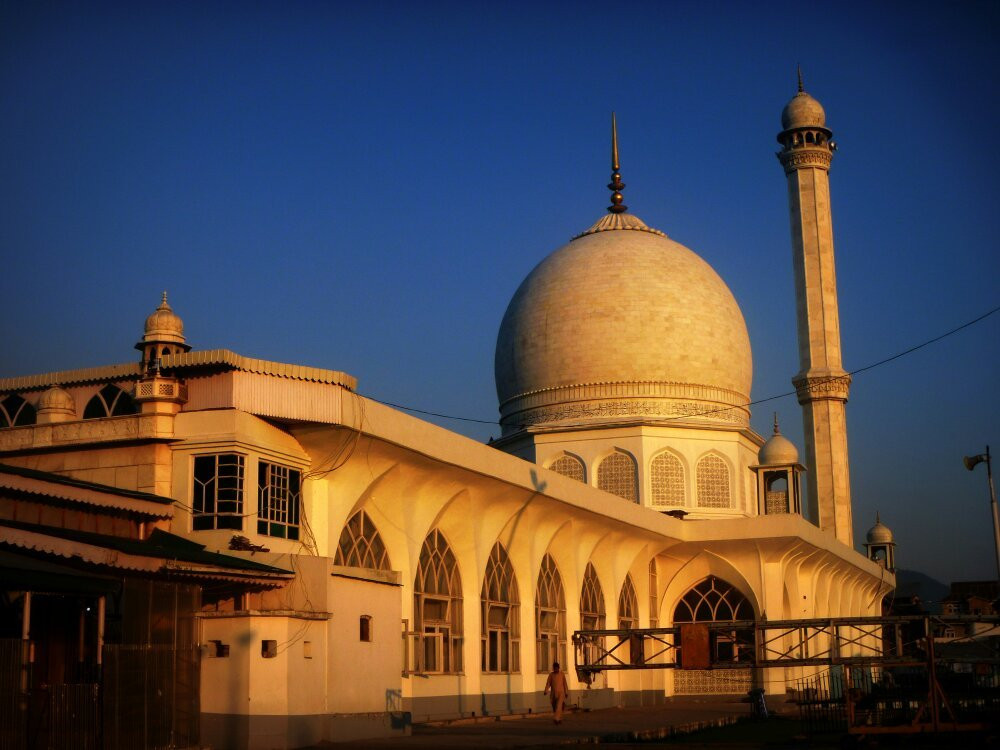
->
[361,303,1000,429]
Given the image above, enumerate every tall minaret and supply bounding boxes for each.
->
[776,72,853,546]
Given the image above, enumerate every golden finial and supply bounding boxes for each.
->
[773,412,780,434]
[159,291,170,309]
[608,112,627,214]
[797,65,804,93]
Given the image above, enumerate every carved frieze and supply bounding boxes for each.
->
[779,148,832,173]
[793,373,852,403]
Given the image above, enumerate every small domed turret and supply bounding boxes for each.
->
[37,385,76,423]
[781,91,826,130]
[135,292,191,367]
[758,415,799,465]
[866,514,894,545]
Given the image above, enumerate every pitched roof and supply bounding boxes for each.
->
[0,462,174,518]
[0,520,291,582]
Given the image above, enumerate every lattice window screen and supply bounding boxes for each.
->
[696,454,731,508]
[597,452,638,503]
[549,455,585,483]
[650,452,685,506]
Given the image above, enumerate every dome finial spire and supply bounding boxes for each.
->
[773,412,780,434]
[797,65,804,93]
[160,290,169,309]
[607,112,627,214]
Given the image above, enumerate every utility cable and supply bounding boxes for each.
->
[361,302,1000,428]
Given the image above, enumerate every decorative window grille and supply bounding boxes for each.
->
[535,554,566,672]
[577,562,606,669]
[192,454,245,531]
[257,462,301,540]
[83,384,138,419]
[765,475,789,514]
[481,542,520,673]
[618,575,638,630]
[413,529,463,674]
[596,451,638,503]
[672,577,754,695]
[0,394,36,428]
[696,454,731,508]
[549,454,585,483]
[617,574,639,663]
[334,510,391,570]
[650,452,685,507]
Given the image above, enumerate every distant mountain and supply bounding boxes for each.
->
[893,568,950,611]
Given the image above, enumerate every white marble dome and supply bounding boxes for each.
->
[866,516,894,545]
[495,214,752,433]
[141,292,186,346]
[758,425,799,465]
[781,91,826,130]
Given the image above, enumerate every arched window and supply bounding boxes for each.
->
[579,563,606,666]
[548,454,585,483]
[333,510,391,570]
[618,575,638,630]
[535,554,566,673]
[672,577,754,694]
[413,529,462,673]
[83,384,138,419]
[481,542,519,673]
[696,454,731,509]
[596,451,638,503]
[0,395,36,428]
[765,474,790,514]
[650,451,685,507]
[580,563,605,630]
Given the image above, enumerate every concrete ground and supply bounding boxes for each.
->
[315,695,796,749]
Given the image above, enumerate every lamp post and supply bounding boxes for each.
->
[964,446,1000,581]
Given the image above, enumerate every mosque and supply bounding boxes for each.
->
[0,81,895,748]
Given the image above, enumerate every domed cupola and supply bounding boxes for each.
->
[758,416,800,465]
[36,385,76,423]
[494,115,752,436]
[136,292,191,370]
[864,513,896,571]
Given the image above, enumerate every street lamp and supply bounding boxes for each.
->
[964,446,1000,581]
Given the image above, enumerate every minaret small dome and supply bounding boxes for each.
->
[37,385,75,414]
[758,430,799,465]
[136,292,190,351]
[781,91,826,131]
[866,515,894,545]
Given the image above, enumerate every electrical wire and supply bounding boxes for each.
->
[360,302,1000,429]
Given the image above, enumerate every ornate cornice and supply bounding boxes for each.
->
[499,379,751,430]
[793,372,852,404]
[778,147,832,173]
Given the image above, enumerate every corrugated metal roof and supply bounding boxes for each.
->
[0,462,174,518]
[0,349,356,392]
[0,521,292,580]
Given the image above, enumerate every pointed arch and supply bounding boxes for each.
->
[413,529,462,673]
[83,384,137,419]
[696,452,732,508]
[0,394,36,428]
[580,563,605,630]
[547,453,585,483]
[618,574,638,629]
[650,449,685,507]
[535,553,566,672]
[481,541,519,673]
[596,450,638,503]
[672,576,754,694]
[333,509,391,570]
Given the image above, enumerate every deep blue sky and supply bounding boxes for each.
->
[2,1,998,590]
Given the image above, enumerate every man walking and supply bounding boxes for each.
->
[543,661,569,723]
